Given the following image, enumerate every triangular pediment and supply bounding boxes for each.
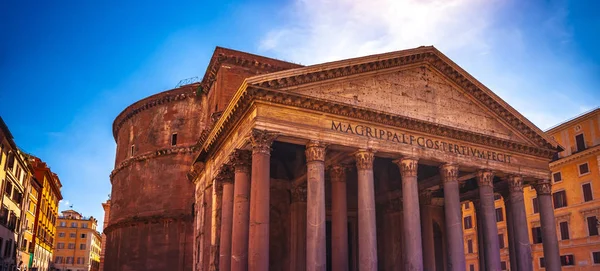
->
[246,46,560,150]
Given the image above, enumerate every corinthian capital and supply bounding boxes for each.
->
[305,141,327,162]
[393,157,418,178]
[329,165,347,183]
[215,164,234,184]
[506,175,524,193]
[440,163,459,183]
[477,169,494,188]
[354,149,375,170]
[229,149,251,173]
[249,129,278,155]
[534,179,552,195]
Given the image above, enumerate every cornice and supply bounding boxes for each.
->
[247,47,558,151]
[550,145,600,168]
[199,86,556,162]
[112,87,197,140]
[110,144,199,182]
[103,213,193,234]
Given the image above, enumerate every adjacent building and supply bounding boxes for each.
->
[29,157,62,271]
[98,200,109,271]
[53,210,101,271]
[1,116,34,271]
[462,108,600,270]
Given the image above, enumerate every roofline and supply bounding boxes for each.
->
[0,116,17,150]
[545,107,600,134]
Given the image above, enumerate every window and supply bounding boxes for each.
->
[560,255,575,266]
[81,233,86,238]
[498,234,505,249]
[532,227,543,244]
[70,233,76,238]
[57,243,65,249]
[4,182,12,197]
[55,256,63,264]
[494,194,501,201]
[58,232,65,237]
[467,239,473,253]
[583,183,594,202]
[71,222,77,228]
[593,251,600,264]
[4,239,10,258]
[469,264,475,271]
[171,133,178,146]
[539,257,546,268]
[559,221,570,240]
[532,198,539,214]
[81,223,88,228]
[464,202,470,209]
[587,216,599,236]
[66,257,74,264]
[59,222,66,227]
[575,134,586,152]
[579,163,590,175]
[501,261,507,270]
[553,191,567,209]
[130,145,135,157]
[80,244,86,250]
[68,243,75,249]
[496,208,504,222]
[464,216,473,229]
[552,172,562,183]
[77,257,84,264]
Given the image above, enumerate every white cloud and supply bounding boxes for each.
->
[257,0,599,130]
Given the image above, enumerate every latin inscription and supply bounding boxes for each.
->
[331,121,512,163]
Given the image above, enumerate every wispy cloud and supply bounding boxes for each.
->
[257,0,599,130]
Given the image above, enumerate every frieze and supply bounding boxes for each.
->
[250,48,554,151]
[305,141,327,162]
[103,213,193,234]
[110,144,199,182]
[354,149,375,170]
[198,86,555,166]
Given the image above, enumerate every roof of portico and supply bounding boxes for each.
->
[192,46,562,170]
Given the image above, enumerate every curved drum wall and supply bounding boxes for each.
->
[105,84,206,271]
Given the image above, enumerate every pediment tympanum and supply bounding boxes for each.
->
[287,66,525,143]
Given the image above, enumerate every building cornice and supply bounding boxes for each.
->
[246,47,558,151]
[197,86,556,165]
[110,144,199,183]
[550,145,600,168]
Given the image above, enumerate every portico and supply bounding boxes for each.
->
[190,46,562,271]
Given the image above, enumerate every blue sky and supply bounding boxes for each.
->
[1,0,598,229]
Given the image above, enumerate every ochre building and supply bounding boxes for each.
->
[53,210,101,271]
[109,46,567,271]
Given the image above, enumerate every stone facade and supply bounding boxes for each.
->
[109,46,569,270]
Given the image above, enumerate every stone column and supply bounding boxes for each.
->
[289,182,307,271]
[306,141,327,271]
[354,149,378,271]
[440,164,466,271]
[534,179,561,271]
[330,165,349,271]
[503,195,517,271]
[477,170,501,271]
[230,150,251,271]
[419,191,435,271]
[248,129,277,271]
[507,176,533,271]
[473,199,486,271]
[218,165,235,271]
[394,157,423,271]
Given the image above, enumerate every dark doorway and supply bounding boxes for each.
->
[576,134,586,152]
[433,222,444,271]
[326,221,354,271]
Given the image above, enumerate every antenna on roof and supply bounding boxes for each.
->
[69,204,74,209]
[175,76,200,88]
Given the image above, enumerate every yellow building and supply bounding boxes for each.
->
[21,175,42,270]
[524,108,600,269]
[53,210,101,271]
[462,108,600,270]
[29,157,62,271]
